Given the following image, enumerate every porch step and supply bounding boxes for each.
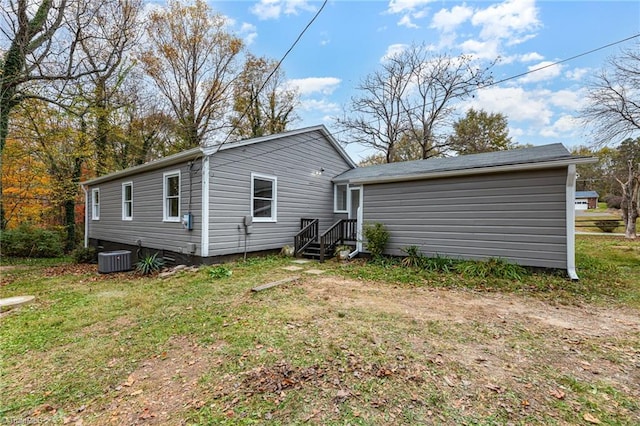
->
[302,242,322,259]
[301,242,357,260]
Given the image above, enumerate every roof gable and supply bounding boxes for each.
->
[82,125,354,185]
[575,191,599,198]
[334,144,595,184]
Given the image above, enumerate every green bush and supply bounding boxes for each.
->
[456,258,528,280]
[363,222,389,259]
[208,265,232,279]
[72,246,98,264]
[594,219,621,233]
[0,225,64,258]
[423,254,457,273]
[136,253,165,275]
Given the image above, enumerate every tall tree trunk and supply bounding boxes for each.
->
[618,160,639,239]
[95,78,109,175]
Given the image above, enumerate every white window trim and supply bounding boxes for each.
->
[251,172,277,223]
[122,181,133,221]
[163,171,181,222]
[91,188,100,220]
[334,183,348,213]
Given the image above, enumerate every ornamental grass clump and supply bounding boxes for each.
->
[136,252,165,275]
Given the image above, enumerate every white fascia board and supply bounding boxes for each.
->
[344,157,597,185]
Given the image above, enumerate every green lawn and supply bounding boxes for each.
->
[1,235,639,425]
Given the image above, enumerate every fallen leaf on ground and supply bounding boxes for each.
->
[583,413,601,424]
[139,408,156,420]
[550,389,565,399]
[485,383,502,393]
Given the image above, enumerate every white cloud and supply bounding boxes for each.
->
[239,22,257,45]
[510,127,525,138]
[471,0,541,42]
[519,52,544,62]
[319,31,330,46]
[288,77,341,95]
[462,85,588,144]
[398,15,419,28]
[251,0,281,20]
[519,61,563,83]
[466,86,553,126]
[250,0,316,20]
[451,0,541,60]
[299,98,341,114]
[430,5,473,32]
[547,89,583,110]
[381,43,409,62]
[387,0,433,14]
[459,38,500,60]
[386,0,433,28]
[565,67,590,81]
[539,114,581,139]
[552,115,581,132]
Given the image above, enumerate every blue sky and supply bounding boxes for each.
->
[208,1,639,161]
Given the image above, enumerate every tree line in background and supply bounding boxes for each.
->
[1,0,638,248]
[0,0,299,250]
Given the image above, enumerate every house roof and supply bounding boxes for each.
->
[81,125,355,186]
[575,191,599,198]
[334,143,596,184]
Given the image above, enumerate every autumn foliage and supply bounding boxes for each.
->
[1,138,53,228]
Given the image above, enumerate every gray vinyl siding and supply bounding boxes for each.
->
[88,161,203,255]
[208,129,352,256]
[362,168,567,269]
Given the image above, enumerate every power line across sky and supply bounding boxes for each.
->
[214,0,640,161]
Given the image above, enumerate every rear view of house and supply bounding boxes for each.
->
[82,126,355,264]
[83,126,594,279]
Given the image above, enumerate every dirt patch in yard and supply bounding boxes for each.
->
[22,275,640,425]
[76,337,225,425]
[303,277,640,337]
[296,277,640,419]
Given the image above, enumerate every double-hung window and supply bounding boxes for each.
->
[163,171,181,222]
[334,184,348,213]
[91,188,100,220]
[122,182,133,220]
[251,173,277,222]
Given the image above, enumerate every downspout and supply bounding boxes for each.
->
[81,184,89,249]
[566,164,579,281]
[200,154,210,258]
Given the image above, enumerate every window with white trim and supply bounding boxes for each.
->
[122,182,133,220]
[251,173,277,222]
[334,184,348,213]
[163,171,181,222]
[91,188,100,220]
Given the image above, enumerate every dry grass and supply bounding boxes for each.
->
[1,236,639,425]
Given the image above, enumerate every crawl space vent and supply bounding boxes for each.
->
[98,250,132,273]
